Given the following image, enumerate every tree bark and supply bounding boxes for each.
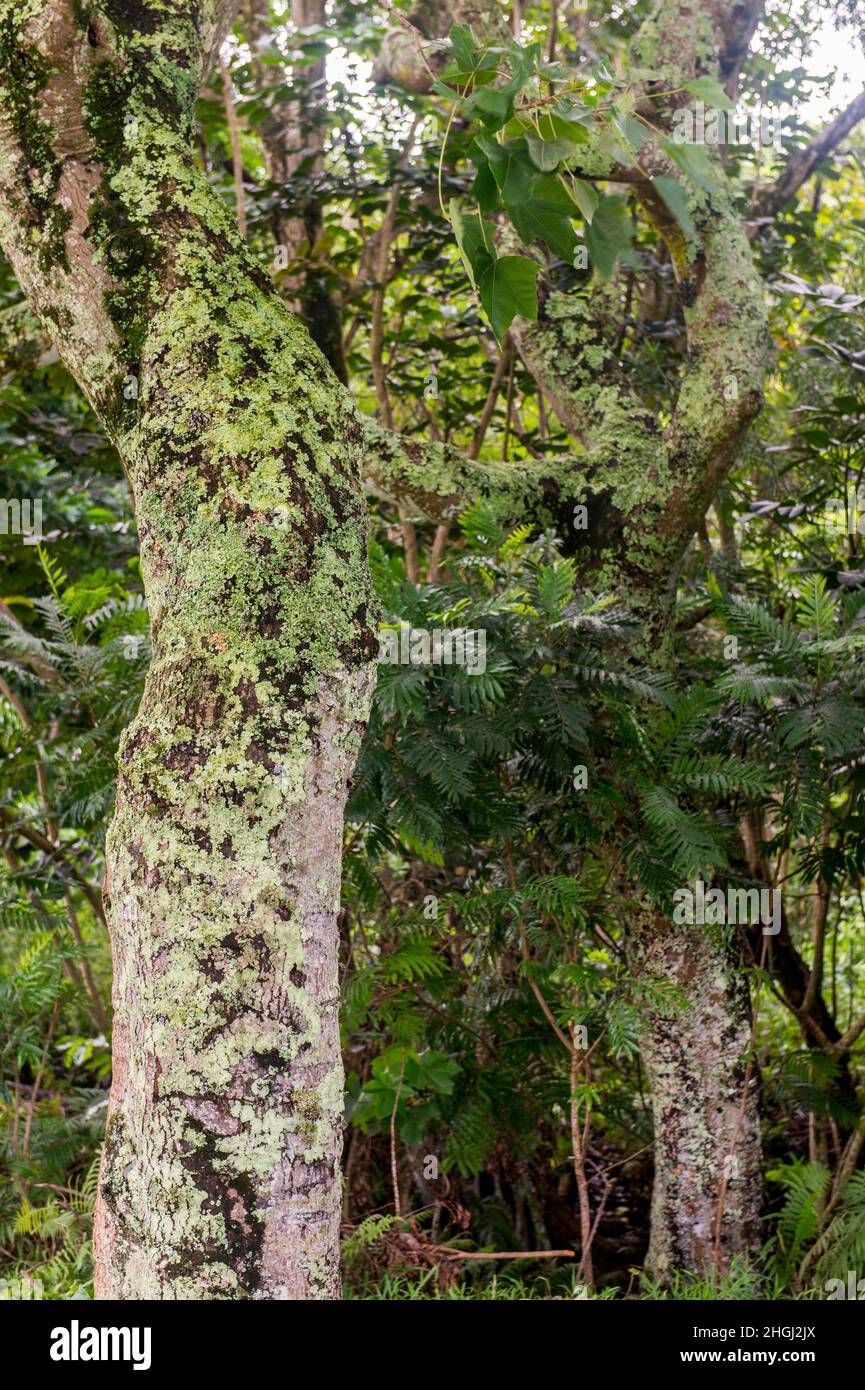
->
[629,914,762,1281]
[0,0,377,1297]
[5,0,858,1294]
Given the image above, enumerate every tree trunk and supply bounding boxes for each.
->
[0,0,378,1297]
[630,914,762,1282]
[97,659,375,1298]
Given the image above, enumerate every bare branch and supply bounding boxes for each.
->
[757,89,865,218]
[218,55,248,239]
[712,0,765,92]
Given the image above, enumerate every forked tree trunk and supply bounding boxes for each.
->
[629,914,762,1281]
[0,0,377,1297]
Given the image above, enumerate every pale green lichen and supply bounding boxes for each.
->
[17,0,384,1300]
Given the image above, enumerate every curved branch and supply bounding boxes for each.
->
[361,414,580,524]
[712,0,765,90]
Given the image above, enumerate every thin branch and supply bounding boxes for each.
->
[427,338,515,582]
[802,831,832,1017]
[22,997,59,1160]
[570,1022,594,1285]
[64,893,109,1032]
[547,0,559,61]
[219,55,248,240]
[0,808,107,932]
[438,1246,575,1260]
[390,1052,407,1220]
[369,117,422,581]
[470,338,514,461]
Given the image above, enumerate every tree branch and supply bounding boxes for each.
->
[756,89,865,218]
[712,0,765,91]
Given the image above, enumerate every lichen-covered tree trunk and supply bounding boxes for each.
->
[629,915,762,1281]
[99,653,374,1298]
[0,0,377,1296]
[507,8,771,1278]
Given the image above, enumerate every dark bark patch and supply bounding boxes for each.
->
[178,1120,265,1294]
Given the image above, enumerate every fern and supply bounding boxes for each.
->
[812,1172,865,1285]
[535,558,576,617]
[768,1160,830,1281]
[797,575,836,639]
[640,785,726,878]
[342,1213,399,1266]
[713,590,803,665]
[444,1093,497,1177]
[380,936,448,984]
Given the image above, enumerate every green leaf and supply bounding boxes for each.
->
[449,22,477,72]
[522,112,588,171]
[473,162,499,212]
[569,177,599,222]
[449,199,494,289]
[400,1101,440,1146]
[653,175,696,240]
[470,86,512,128]
[595,124,637,168]
[441,22,498,91]
[507,174,578,261]
[683,76,735,109]
[408,1050,460,1095]
[484,138,535,204]
[526,129,579,171]
[500,43,537,99]
[478,254,538,340]
[543,111,590,141]
[611,106,648,154]
[660,136,716,193]
[584,195,636,279]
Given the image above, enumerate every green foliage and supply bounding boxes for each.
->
[767,1161,865,1293]
[437,22,652,331]
[768,1159,831,1282]
[639,1259,763,1301]
[811,1172,865,1284]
